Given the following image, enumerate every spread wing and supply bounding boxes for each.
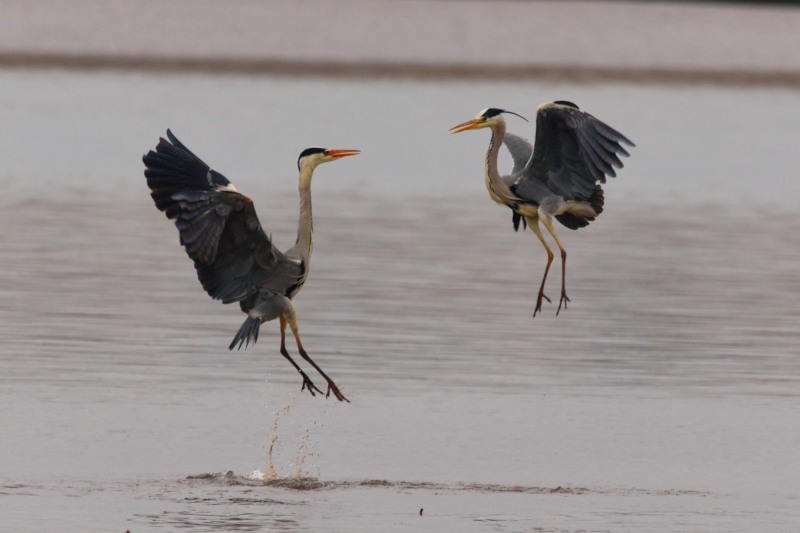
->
[511,101,635,203]
[143,130,301,304]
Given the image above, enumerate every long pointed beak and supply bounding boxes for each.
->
[324,149,360,159]
[449,119,482,134]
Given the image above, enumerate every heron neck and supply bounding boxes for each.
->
[485,121,516,205]
[294,166,314,264]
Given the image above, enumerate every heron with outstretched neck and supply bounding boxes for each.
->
[450,101,634,317]
[143,130,358,401]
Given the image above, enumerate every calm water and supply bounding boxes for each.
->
[1,70,799,532]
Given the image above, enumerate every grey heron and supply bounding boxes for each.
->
[450,102,634,317]
[143,130,358,402]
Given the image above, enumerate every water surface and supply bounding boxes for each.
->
[1,70,799,532]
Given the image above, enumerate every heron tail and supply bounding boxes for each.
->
[556,185,605,230]
[588,184,605,216]
[229,316,261,351]
[512,212,527,232]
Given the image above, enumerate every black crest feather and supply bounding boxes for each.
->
[297,147,326,170]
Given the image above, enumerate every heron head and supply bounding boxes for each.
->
[297,147,360,171]
[449,108,528,134]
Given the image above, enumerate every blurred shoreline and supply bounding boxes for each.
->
[3,51,800,88]
[2,0,800,87]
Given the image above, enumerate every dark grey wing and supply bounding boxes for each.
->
[143,130,301,304]
[502,132,534,175]
[512,101,634,203]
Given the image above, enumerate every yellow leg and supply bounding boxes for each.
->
[526,216,553,318]
[279,314,323,397]
[539,215,570,315]
[287,314,349,403]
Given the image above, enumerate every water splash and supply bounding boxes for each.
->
[293,420,320,479]
[260,404,292,481]
[252,403,327,482]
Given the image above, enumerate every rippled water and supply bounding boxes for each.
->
[1,70,799,532]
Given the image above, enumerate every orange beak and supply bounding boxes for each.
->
[449,118,482,134]
[324,149,360,159]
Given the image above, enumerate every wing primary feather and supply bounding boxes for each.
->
[579,130,618,173]
[579,140,613,180]
[593,120,635,147]
[586,127,627,166]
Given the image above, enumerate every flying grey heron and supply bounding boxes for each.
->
[450,101,634,317]
[143,130,358,402]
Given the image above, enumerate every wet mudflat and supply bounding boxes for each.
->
[1,70,799,532]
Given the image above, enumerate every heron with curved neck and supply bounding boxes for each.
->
[144,131,359,401]
[451,102,635,317]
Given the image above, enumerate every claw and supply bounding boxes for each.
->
[556,292,570,316]
[533,291,551,318]
[325,381,350,403]
[300,373,324,397]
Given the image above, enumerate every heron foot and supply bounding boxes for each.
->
[532,292,552,318]
[300,372,324,397]
[556,291,570,316]
[325,380,350,403]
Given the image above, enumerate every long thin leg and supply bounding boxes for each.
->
[526,216,553,318]
[279,315,324,397]
[539,215,570,315]
[287,315,349,403]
